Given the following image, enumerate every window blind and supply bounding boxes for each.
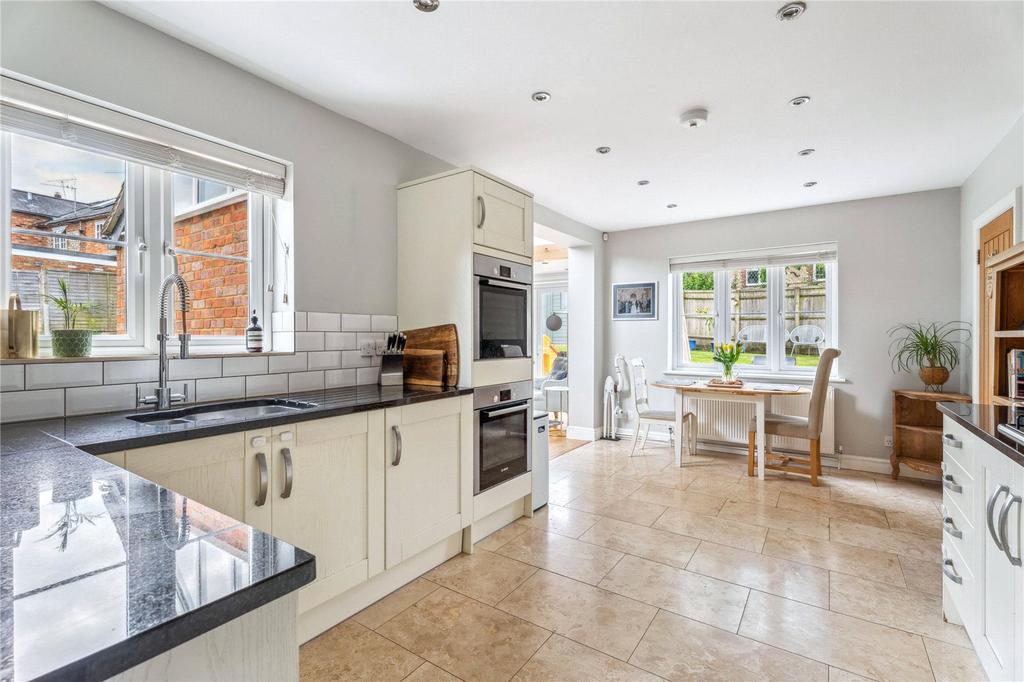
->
[0,77,287,199]
[669,242,837,272]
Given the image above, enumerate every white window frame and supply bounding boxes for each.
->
[2,133,272,353]
[94,220,104,238]
[669,248,839,379]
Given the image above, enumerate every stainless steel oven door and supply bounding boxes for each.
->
[474,277,531,361]
[474,398,533,495]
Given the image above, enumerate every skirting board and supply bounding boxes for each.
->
[565,425,600,441]
[611,428,940,482]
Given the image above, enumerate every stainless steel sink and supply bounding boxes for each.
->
[128,398,318,427]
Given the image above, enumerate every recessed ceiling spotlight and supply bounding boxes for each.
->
[596,146,611,154]
[531,91,551,103]
[776,1,806,21]
[637,180,650,186]
[413,0,439,12]
[803,181,818,187]
[680,108,709,128]
[667,203,678,208]
[789,95,811,107]
[798,148,816,156]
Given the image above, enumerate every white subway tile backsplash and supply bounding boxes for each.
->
[356,367,379,385]
[342,314,371,332]
[66,384,135,416]
[371,315,398,332]
[136,380,195,404]
[294,332,325,352]
[325,332,357,351]
[269,353,307,374]
[288,371,325,393]
[1,365,24,391]
[195,377,245,402]
[325,368,357,388]
[26,362,103,390]
[223,355,269,377]
[246,373,288,397]
[1,389,63,422]
[294,312,308,332]
[341,350,373,368]
[104,360,159,384]
[307,351,342,370]
[272,331,294,353]
[169,358,222,380]
[307,312,341,332]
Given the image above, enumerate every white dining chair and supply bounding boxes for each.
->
[629,358,696,457]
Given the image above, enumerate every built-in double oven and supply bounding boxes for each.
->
[474,253,532,361]
[473,380,533,495]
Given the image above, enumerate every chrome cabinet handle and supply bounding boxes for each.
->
[942,558,963,585]
[942,433,962,448]
[254,452,269,507]
[942,516,963,539]
[987,485,1010,550]
[476,196,486,228]
[997,492,1022,567]
[942,474,962,494]
[280,447,293,499]
[392,425,403,466]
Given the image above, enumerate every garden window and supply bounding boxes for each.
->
[670,243,838,376]
[1,75,287,353]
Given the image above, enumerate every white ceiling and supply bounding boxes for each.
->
[107,1,1023,231]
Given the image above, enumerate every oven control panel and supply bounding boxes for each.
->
[473,380,534,409]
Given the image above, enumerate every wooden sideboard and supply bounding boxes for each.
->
[891,389,970,479]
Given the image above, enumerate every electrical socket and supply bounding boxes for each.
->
[375,340,387,355]
[883,435,893,447]
[359,341,374,357]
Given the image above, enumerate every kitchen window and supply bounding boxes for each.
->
[1,76,288,353]
[670,243,838,376]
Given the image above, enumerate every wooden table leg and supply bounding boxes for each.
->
[755,396,766,481]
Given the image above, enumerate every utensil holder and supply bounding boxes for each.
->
[379,352,404,386]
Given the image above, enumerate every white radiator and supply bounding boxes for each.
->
[684,387,836,455]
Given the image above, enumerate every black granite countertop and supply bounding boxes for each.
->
[0,384,471,681]
[938,401,1024,467]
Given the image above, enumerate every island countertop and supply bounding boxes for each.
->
[938,401,1024,468]
[0,383,471,681]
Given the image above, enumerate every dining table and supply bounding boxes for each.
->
[652,379,809,479]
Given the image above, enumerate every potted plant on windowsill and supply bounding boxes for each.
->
[887,321,971,391]
[46,278,94,358]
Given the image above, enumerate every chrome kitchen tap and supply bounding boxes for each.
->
[138,273,191,410]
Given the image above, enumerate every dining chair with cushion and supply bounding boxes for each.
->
[746,347,841,486]
[630,358,696,457]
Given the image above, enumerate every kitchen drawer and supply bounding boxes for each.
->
[941,419,973,473]
[942,538,976,630]
[942,452,974,522]
[941,499,974,563]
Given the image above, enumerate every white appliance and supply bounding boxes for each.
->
[532,411,549,510]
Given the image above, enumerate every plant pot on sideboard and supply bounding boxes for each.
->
[919,365,950,390]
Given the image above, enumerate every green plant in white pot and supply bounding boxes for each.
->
[887,321,970,391]
[46,278,94,358]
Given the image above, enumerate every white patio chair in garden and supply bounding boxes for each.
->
[789,325,826,355]
[736,324,766,346]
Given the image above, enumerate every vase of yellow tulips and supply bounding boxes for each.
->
[711,341,743,383]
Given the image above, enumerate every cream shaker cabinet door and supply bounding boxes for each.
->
[123,433,246,520]
[270,413,386,598]
[473,174,532,258]
[385,396,472,569]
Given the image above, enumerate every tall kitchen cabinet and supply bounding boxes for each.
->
[397,168,534,388]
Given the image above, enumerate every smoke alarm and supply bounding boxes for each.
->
[680,108,708,129]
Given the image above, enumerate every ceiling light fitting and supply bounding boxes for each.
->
[776,2,806,21]
[413,0,439,12]
[789,95,811,107]
[596,146,611,154]
[531,91,551,102]
[803,181,818,187]
[798,148,816,156]
[637,180,650,186]
[667,203,678,209]
[680,108,708,128]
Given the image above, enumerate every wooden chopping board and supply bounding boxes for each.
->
[402,323,459,387]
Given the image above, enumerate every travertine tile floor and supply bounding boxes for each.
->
[300,440,987,682]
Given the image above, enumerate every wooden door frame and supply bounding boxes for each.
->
[971,187,1022,399]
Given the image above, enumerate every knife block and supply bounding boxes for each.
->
[378,352,404,386]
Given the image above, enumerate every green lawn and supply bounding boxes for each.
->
[688,350,820,368]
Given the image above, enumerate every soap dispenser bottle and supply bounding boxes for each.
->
[245,310,263,352]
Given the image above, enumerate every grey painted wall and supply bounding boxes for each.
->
[603,188,962,461]
[958,116,1023,394]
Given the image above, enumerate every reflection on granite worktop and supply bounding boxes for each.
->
[938,401,1024,467]
[0,446,314,681]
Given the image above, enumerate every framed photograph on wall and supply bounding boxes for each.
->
[612,281,657,320]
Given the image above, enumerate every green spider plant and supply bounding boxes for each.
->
[887,321,971,372]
